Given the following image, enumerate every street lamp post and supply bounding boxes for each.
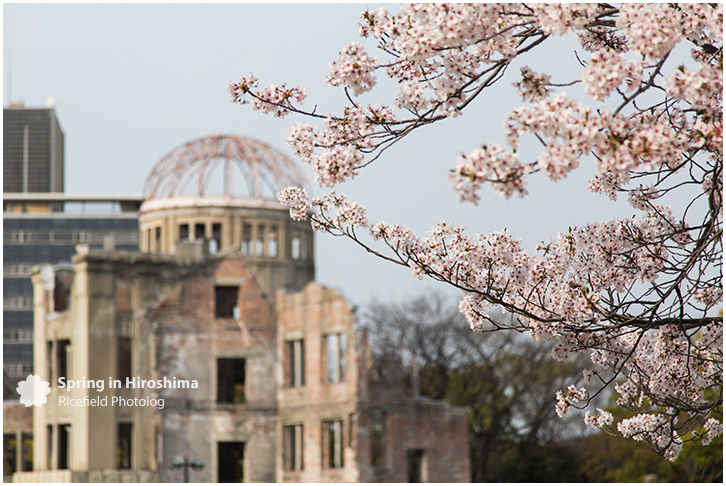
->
[169,457,204,483]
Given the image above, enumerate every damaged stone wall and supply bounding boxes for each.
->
[277,283,362,482]
[151,251,279,483]
[277,283,471,483]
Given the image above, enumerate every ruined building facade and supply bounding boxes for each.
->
[15,135,470,482]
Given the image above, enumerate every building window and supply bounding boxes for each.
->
[218,442,244,483]
[54,274,71,312]
[179,224,190,243]
[57,340,70,381]
[46,426,53,470]
[324,333,346,383]
[283,424,304,472]
[255,224,265,256]
[370,410,387,468]
[211,223,222,254]
[215,286,239,318]
[3,329,33,344]
[268,226,278,258]
[321,420,344,469]
[407,449,426,483]
[291,233,301,260]
[22,433,32,472]
[46,341,54,383]
[241,224,252,255]
[348,413,355,448]
[154,227,161,252]
[217,358,245,404]
[4,434,18,477]
[58,424,70,470]
[284,340,305,388]
[117,337,132,381]
[194,223,205,243]
[117,423,132,469]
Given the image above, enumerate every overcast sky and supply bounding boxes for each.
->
[4,3,659,308]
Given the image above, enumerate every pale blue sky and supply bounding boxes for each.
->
[4,3,645,306]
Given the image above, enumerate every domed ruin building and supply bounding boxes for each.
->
[138,134,315,292]
[21,135,471,483]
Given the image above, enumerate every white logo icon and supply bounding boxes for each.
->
[16,374,52,407]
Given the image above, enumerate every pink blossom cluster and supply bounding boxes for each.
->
[617,413,683,461]
[577,26,628,53]
[581,50,642,101]
[529,3,599,36]
[502,93,594,183]
[276,186,311,221]
[326,42,378,96]
[555,385,587,418]
[227,75,306,118]
[584,408,614,429]
[312,145,362,187]
[702,418,723,446]
[285,123,316,162]
[449,144,526,200]
[356,3,529,116]
[395,81,428,112]
[233,3,724,459]
[513,66,552,103]
[664,62,723,114]
[615,4,684,59]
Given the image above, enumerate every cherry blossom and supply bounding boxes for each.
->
[326,42,378,96]
[513,66,553,103]
[232,3,723,459]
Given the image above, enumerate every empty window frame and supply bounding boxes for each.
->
[255,224,265,256]
[217,358,246,404]
[324,333,346,383]
[407,449,426,483]
[370,410,387,468]
[179,224,190,243]
[54,274,70,312]
[291,233,301,260]
[47,341,54,382]
[284,339,305,388]
[57,339,70,381]
[21,433,32,472]
[321,419,344,469]
[218,442,245,483]
[4,432,33,474]
[194,223,205,243]
[268,226,278,258]
[210,223,222,254]
[154,227,162,252]
[215,286,239,318]
[117,337,132,381]
[241,224,252,255]
[58,424,71,470]
[4,434,17,476]
[117,423,132,470]
[283,424,304,472]
[46,426,53,469]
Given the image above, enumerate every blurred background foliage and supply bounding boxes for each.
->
[363,292,723,482]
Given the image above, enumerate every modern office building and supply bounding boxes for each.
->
[14,135,471,482]
[2,106,143,385]
[3,194,142,383]
[3,105,64,194]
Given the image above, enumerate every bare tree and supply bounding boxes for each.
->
[363,292,590,481]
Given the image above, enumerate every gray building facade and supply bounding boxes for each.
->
[3,194,142,383]
[3,106,64,193]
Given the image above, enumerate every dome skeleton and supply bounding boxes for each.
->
[143,134,308,200]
